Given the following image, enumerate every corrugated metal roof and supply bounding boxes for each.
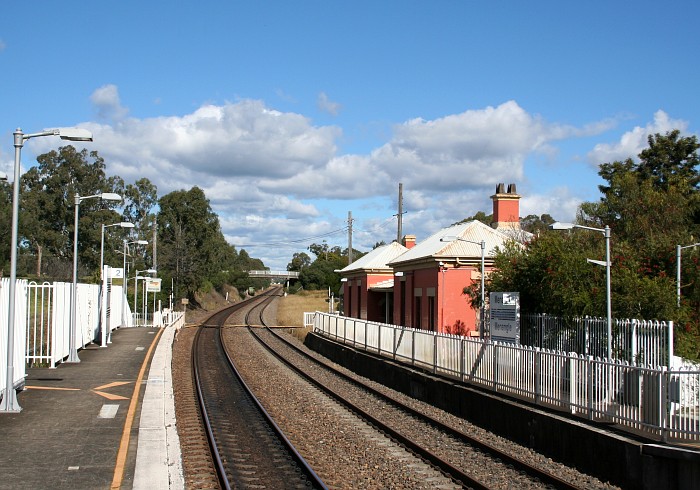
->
[339,241,408,274]
[388,220,521,266]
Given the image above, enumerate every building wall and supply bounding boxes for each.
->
[342,273,394,321]
[392,263,485,335]
[438,267,479,335]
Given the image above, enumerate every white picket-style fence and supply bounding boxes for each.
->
[1,278,132,396]
[310,311,700,443]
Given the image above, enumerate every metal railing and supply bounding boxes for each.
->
[2,276,180,397]
[519,313,673,366]
[311,311,700,443]
[1,278,28,394]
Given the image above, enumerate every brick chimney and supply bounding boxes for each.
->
[491,183,521,230]
[402,234,416,249]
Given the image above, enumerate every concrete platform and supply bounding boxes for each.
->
[0,325,183,489]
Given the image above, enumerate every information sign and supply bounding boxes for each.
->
[489,292,520,343]
[146,277,162,292]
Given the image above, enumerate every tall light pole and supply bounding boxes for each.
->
[677,242,700,307]
[123,240,148,327]
[69,192,122,362]
[440,236,487,339]
[134,269,156,326]
[99,222,134,346]
[2,127,93,413]
[550,222,612,359]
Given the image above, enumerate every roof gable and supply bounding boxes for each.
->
[339,241,408,274]
[388,220,523,266]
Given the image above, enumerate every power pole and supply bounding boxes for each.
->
[396,182,404,243]
[348,211,354,264]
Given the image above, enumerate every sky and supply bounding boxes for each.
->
[1,1,699,271]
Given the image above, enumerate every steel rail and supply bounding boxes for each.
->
[192,288,326,490]
[255,325,585,490]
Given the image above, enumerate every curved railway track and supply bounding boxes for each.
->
[243,307,588,489]
[174,287,610,489]
[190,290,326,489]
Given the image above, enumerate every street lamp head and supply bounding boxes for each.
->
[54,128,93,142]
[549,222,576,230]
[0,171,7,181]
[100,193,122,202]
[118,222,135,228]
[146,269,157,274]
[135,240,148,245]
[440,236,458,242]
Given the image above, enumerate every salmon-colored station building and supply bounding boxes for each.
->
[339,183,525,336]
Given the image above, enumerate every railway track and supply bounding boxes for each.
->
[174,287,610,488]
[242,304,588,489]
[189,290,326,489]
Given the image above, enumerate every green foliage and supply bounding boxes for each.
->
[489,130,700,361]
[289,241,350,293]
[19,146,123,279]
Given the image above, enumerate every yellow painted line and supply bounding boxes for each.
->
[93,390,129,401]
[110,327,164,490]
[93,381,131,391]
[25,386,80,391]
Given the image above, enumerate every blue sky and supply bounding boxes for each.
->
[1,1,698,270]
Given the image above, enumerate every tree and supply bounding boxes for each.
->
[489,130,700,361]
[287,252,311,272]
[20,146,123,279]
[157,187,226,299]
[123,178,158,240]
[0,181,11,275]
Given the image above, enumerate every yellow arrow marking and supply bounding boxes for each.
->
[93,381,131,391]
[92,381,132,400]
[93,390,129,401]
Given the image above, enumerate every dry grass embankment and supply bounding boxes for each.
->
[276,290,328,326]
[276,290,329,342]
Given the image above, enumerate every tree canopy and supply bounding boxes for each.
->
[488,130,700,360]
[0,146,267,307]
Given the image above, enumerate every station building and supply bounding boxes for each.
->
[338,183,526,336]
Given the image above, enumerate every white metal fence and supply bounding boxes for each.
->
[310,311,700,443]
[0,278,28,395]
[519,313,673,366]
[1,278,135,396]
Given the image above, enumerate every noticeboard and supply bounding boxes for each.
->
[489,292,520,344]
[145,277,162,292]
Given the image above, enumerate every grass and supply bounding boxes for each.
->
[276,290,329,342]
[276,289,328,326]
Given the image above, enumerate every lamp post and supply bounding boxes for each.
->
[134,269,156,326]
[550,222,612,359]
[677,242,700,307]
[2,127,93,413]
[98,222,134,347]
[123,240,148,326]
[69,192,122,363]
[440,236,487,339]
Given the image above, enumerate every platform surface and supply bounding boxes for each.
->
[0,326,180,489]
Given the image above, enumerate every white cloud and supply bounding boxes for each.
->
[317,92,342,116]
[90,84,129,122]
[22,89,631,269]
[586,110,688,165]
[520,187,581,223]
